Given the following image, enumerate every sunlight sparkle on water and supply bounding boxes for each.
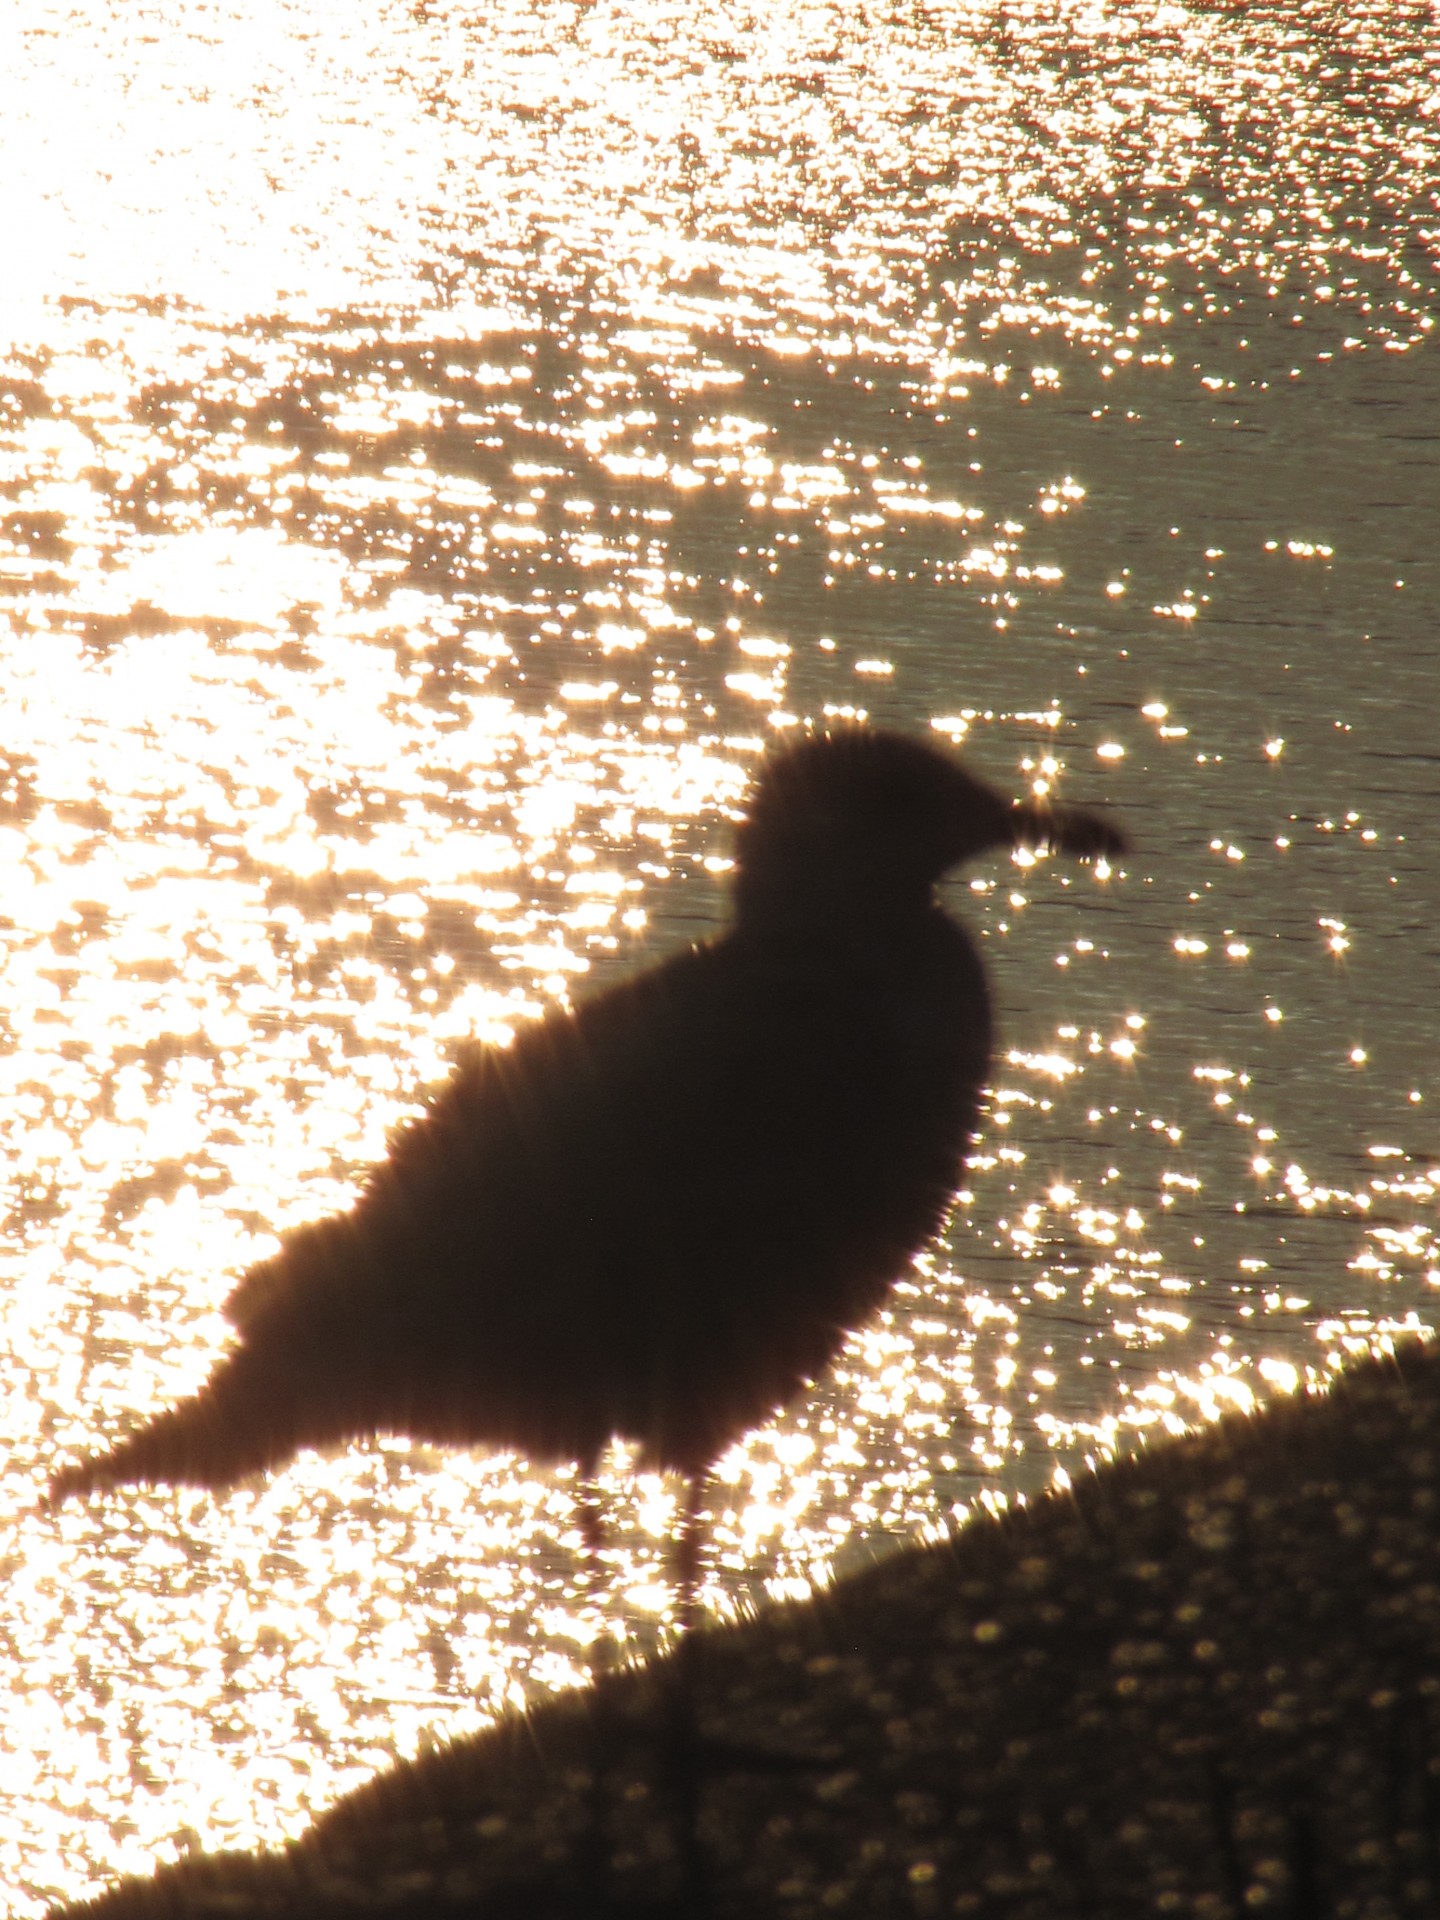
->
[1,0,1436,1908]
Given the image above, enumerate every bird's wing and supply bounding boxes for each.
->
[205,919,985,1470]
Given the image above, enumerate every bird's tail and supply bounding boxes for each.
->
[46,1363,301,1509]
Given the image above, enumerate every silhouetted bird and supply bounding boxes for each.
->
[48,728,1124,1578]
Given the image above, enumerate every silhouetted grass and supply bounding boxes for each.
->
[52,1336,1440,1918]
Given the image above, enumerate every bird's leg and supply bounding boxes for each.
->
[576,1473,621,1907]
[662,1472,710,1912]
[672,1478,846,1783]
[576,1475,618,1674]
[673,1469,706,1634]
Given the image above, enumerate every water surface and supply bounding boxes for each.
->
[1,0,1437,1907]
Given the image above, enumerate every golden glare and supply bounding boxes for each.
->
[0,0,1433,1907]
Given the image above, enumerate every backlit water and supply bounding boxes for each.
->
[2,0,1437,1907]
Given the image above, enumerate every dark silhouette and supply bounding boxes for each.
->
[47,728,1124,1562]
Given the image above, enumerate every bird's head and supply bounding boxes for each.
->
[731,726,1126,923]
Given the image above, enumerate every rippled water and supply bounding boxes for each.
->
[2,0,1437,1907]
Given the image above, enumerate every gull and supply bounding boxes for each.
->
[48,726,1125,1603]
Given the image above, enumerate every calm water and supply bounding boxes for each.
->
[2,0,1437,1907]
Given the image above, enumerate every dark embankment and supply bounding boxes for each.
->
[50,1338,1440,1917]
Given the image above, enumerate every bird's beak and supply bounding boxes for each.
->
[1007,797,1127,865]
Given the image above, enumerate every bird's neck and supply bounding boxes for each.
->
[733,872,941,941]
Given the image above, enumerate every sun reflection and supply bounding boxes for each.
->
[0,0,1434,1903]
